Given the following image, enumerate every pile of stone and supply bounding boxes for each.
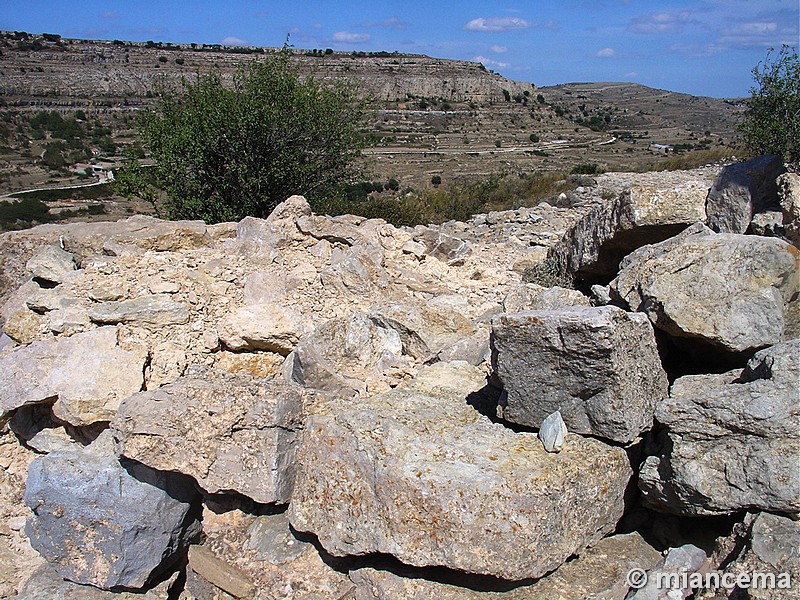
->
[0,156,797,599]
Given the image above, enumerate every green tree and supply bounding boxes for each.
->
[137,49,368,223]
[738,45,799,167]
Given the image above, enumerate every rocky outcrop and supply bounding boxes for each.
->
[640,339,800,515]
[610,223,799,353]
[112,367,310,504]
[548,169,713,282]
[705,154,785,234]
[23,432,200,590]
[492,306,668,443]
[289,362,632,581]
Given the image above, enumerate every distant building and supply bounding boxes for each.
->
[649,143,673,154]
[70,163,115,181]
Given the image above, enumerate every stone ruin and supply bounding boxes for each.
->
[0,155,797,599]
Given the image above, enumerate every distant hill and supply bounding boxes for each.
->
[0,32,740,195]
[538,82,743,147]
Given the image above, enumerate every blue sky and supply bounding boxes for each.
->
[2,0,797,97]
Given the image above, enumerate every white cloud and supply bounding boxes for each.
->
[333,31,370,43]
[474,55,510,69]
[364,16,407,29]
[596,47,615,58]
[717,20,787,48]
[465,17,530,32]
[628,11,694,34]
[221,36,247,46]
[490,44,508,53]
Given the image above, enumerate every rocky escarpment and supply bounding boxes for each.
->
[0,159,798,599]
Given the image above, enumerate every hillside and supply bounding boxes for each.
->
[538,81,743,148]
[0,32,739,204]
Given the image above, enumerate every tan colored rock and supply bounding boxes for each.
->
[287,311,404,396]
[89,294,190,326]
[289,361,632,581]
[350,531,662,600]
[188,546,254,599]
[25,245,76,285]
[370,299,475,361]
[113,367,309,504]
[0,326,147,426]
[779,172,800,247]
[218,304,308,355]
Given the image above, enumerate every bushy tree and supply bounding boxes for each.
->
[138,49,368,223]
[738,45,799,168]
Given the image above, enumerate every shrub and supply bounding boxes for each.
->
[136,48,368,223]
[738,45,799,167]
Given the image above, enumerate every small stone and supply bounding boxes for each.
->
[539,410,568,453]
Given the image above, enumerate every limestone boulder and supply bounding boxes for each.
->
[25,245,76,285]
[502,283,590,313]
[218,304,308,355]
[296,214,368,246]
[413,227,472,263]
[289,361,632,581]
[233,195,311,252]
[639,339,800,515]
[492,306,668,443]
[610,223,799,353]
[88,294,190,327]
[370,299,475,361]
[350,531,661,600]
[779,172,800,247]
[15,563,177,599]
[113,367,309,505]
[0,326,147,426]
[548,171,711,281]
[286,311,403,395]
[23,431,201,590]
[705,154,784,234]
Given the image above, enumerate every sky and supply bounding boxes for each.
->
[1,0,798,98]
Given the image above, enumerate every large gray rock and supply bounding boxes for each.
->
[706,155,785,234]
[23,431,201,590]
[492,306,668,443]
[610,223,799,353]
[89,294,190,327]
[286,311,403,395]
[289,361,632,581]
[25,245,77,285]
[640,339,800,515]
[413,227,472,263]
[113,367,308,505]
[15,563,177,599]
[0,326,147,426]
[548,173,710,281]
